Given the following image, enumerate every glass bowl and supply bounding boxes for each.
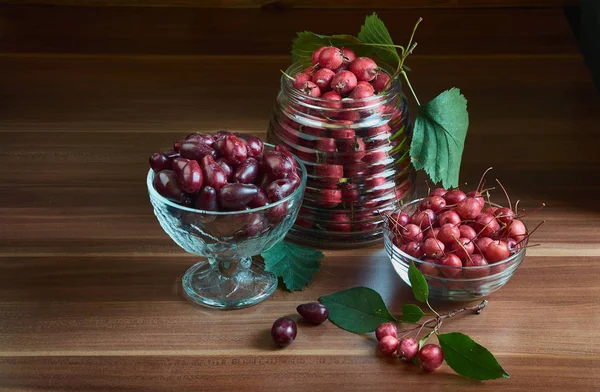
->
[383,199,528,301]
[267,62,416,248]
[147,147,307,309]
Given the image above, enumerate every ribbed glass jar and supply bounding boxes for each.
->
[267,63,416,247]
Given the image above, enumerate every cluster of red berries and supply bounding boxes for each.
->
[376,322,444,371]
[389,178,537,278]
[292,46,391,99]
[149,131,301,218]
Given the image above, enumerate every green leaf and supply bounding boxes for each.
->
[401,304,424,323]
[319,287,396,334]
[291,32,366,66]
[410,88,469,189]
[357,13,401,66]
[262,241,323,292]
[408,261,429,303]
[438,332,510,380]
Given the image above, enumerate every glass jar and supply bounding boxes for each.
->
[267,63,416,248]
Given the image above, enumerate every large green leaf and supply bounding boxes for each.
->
[319,287,396,333]
[357,13,401,66]
[291,32,366,66]
[262,241,323,292]
[438,332,510,380]
[410,88,469,189]
[408,261,429,303]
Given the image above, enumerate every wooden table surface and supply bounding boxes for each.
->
[1,5,599,391]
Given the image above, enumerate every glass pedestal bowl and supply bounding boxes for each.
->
[147,153,307,310]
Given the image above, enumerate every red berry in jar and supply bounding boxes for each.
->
[311,46,327,65]
[331,70,358,96]
[318,47,344,70]
[311,68,336,93]
[293,72,311,89]
[327,213,352,232]
[371,72,391,93]
[318,189,342,208]
[349,57,378,82]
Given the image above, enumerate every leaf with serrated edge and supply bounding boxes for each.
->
[262,241,323,292]
[438,332,510,380]
[401,304,424,323]
[410,88,469,189]
[408,261,429,303]
[319,287,396,334]
[357,13,400,66]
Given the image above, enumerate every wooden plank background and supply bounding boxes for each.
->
[0,0,581,8]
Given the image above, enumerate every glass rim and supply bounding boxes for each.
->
[383,198,529,269]
[146,142,308,216]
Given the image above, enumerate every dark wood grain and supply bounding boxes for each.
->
[1,5,599,392]
[0,0,579,8]
[0,7,579,56]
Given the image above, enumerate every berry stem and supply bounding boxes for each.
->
[401,71,420,106]
[404,17,423,59]
[357,42,407,51]
[476,167,493,193]
[280,70,295,81]
[517,203,546,219]
[495,178,512,210]
[441,300,488,319]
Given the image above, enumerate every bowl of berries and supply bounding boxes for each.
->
[147,131,307,309]
[383,175,540,301]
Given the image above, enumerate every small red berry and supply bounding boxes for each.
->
[375,322,397,341]
[418,344,444,371]
[379,335,399,357]
[398,338,419,361]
